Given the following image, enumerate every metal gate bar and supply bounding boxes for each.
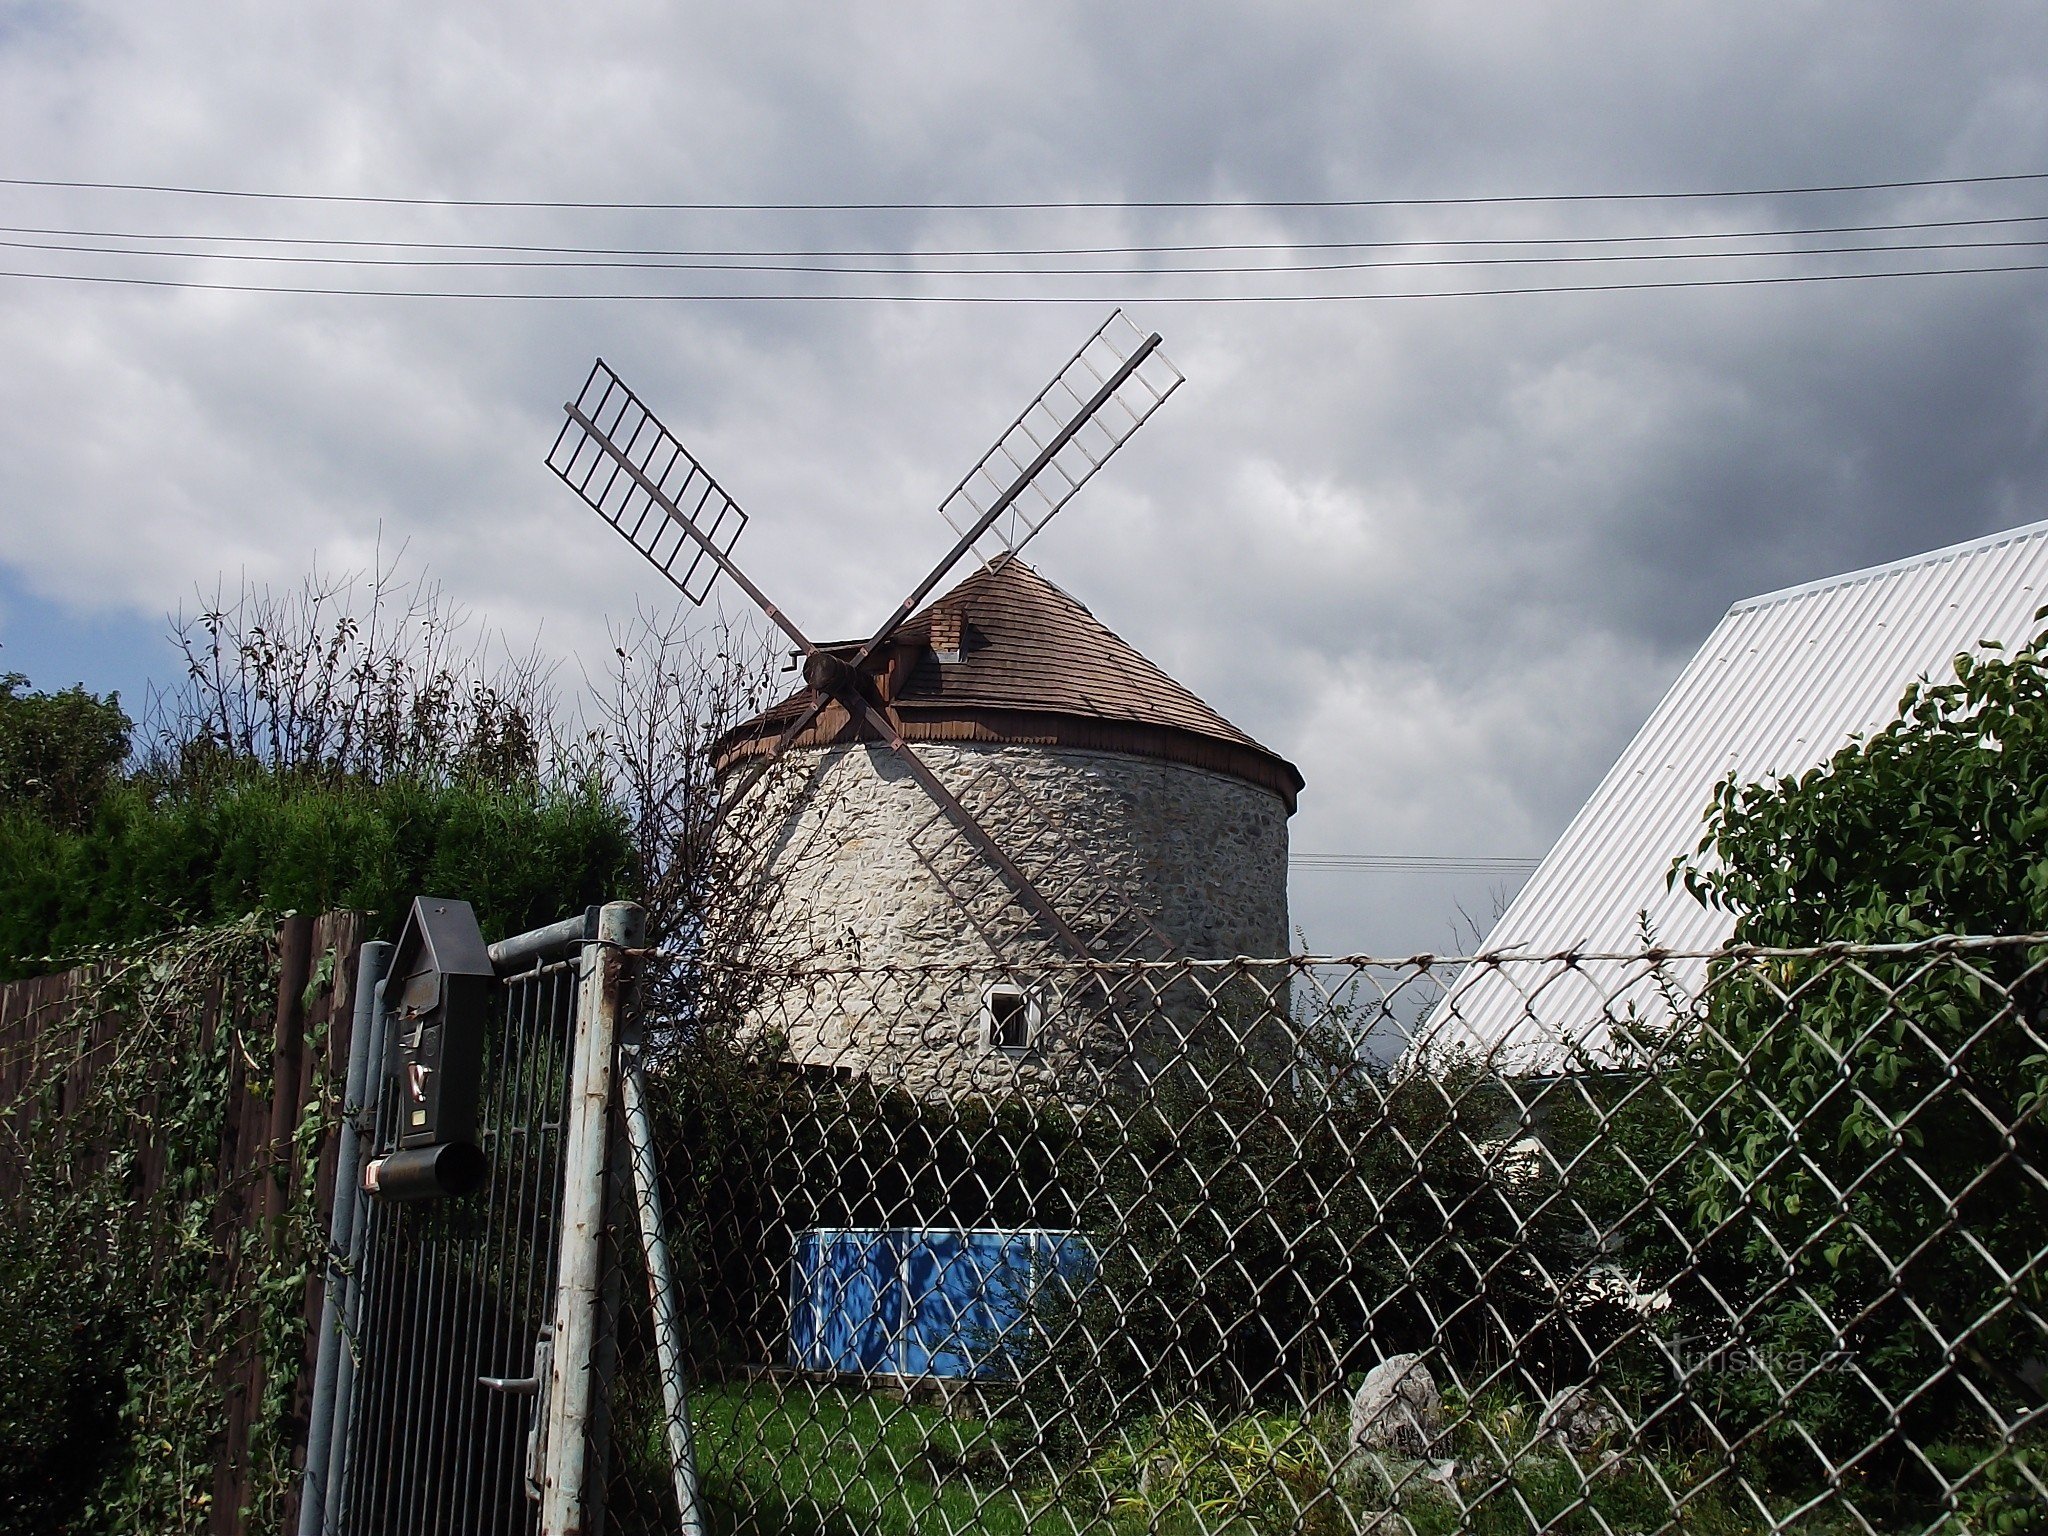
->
[539,901,642,1532]
[621,1030,706,1534]
[299,939,390,1536]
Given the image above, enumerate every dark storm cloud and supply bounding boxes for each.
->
[3,1,2047,950]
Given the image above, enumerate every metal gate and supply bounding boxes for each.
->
[297,900,701,1536]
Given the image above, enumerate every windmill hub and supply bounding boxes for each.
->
[802,650,865,704]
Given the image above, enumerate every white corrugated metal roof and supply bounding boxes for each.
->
[1420,517,2048,1067]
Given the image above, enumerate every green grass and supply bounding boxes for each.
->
[1061,1401,1768,1536]
[605,1378,2036,1536]
[689,1380,1051,1536]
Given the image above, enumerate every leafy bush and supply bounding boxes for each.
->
[0,1223,127,1536]
[0,917,319,1534]
[0,673,132,831]
[0,558,781,980]
[0,562,674,976]
[1039,1058,1512,1426]
[1683,618,2048,945]
[1669,619,2048,1498]
[0,773,631,978]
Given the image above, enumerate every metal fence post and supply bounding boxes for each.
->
[298,937,391,1536]
[539,900,643,1536]
[621,1034,706,1534]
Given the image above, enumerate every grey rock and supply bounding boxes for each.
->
[1540,1385,1620,1450]
[1349,1354,1442,1457]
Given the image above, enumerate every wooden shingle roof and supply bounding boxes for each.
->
[715,558,1303,808]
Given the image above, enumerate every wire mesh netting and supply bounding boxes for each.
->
[614,937,2048,1536]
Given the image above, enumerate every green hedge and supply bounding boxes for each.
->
[0,774,633,979]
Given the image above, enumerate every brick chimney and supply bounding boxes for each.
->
[929,604,965,664]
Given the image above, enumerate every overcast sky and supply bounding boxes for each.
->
[3,2,2046,953]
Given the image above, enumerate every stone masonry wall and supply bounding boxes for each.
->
[727,742,1291,1096]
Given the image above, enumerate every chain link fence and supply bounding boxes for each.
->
[616,935,2047,1535]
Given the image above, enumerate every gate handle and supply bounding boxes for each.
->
[501,1329,552,1504]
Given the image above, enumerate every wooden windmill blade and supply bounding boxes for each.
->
[547,361,751,610]
[719,312,1183,813]
[544,356,1099,964]
[936,308,1183,568]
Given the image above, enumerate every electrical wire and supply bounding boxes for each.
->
[1291,853,1542,872]
[6,233,2047,276]
[3,169,2045,211]
[5,260,2045,302]
[3,211,2045,260]
[10,169,2048,299]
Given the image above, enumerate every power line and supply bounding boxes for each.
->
[2,169,2045,213]
[4,258,2045,302]
[7,232,2046,277]
[1292,853,1542,872]
[3,210,2045,260]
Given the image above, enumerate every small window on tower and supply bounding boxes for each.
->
[981,983,1036,1053]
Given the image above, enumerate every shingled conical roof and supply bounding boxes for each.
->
[714,558,1302,808]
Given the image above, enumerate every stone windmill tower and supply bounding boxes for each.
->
[546,312,1301,1093]
[711,555,1302,1092]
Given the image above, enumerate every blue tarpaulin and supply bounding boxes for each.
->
[788,1227,1093,1379]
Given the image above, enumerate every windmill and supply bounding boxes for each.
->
[544,313,1189,975]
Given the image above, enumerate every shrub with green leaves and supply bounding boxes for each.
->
[1670,618,2048,1506]
[0,1221,127,1536]
[0,773,631,979]
[0,917,317,1534]
[0,672,132,830]
[0,562,647,977]
[1684,616,2048,944]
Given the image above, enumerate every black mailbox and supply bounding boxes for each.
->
[364,896,494,1201]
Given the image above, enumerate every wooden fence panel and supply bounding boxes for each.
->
[0,911,366,1536]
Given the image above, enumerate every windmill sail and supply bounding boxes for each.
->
[548,360,749,606]
[937,310,1182,567]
